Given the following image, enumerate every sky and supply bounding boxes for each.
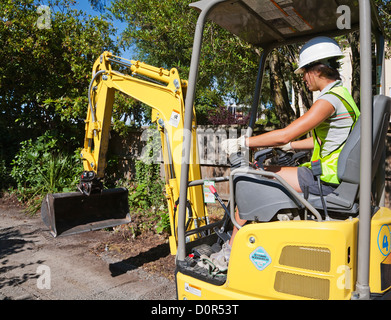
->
[71,0,134,58]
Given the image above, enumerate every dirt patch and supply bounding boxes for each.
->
[0,193,225,285]
[0,192,177,282]
[91,205,226,281]
[91,227,176,281]
[0,192,23,209]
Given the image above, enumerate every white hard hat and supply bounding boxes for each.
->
[294,36,343,74]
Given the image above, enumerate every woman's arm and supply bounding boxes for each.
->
[246,99,335,148]
[291,137,314,150]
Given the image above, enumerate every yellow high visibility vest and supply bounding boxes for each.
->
[302,86,360,185]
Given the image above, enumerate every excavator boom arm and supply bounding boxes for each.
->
[81,52,207,254]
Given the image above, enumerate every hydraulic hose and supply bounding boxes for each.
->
[88,70,106,124]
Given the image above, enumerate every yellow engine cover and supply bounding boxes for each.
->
[177,218,358,300]
[227,219,358,300]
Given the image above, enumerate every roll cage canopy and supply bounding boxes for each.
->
[191,0,383,48]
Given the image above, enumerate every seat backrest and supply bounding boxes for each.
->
[337,95,391,184]
[324,95,391,211]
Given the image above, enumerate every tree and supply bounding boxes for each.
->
[376,0,391,50]
[347,32,361,106]
[109,0,260,124]
[0,0,118,164]
[110,0,391,128]
[268,50,296,127]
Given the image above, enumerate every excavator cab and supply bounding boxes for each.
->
[174,0,391,300]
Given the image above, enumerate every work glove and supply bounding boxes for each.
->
[278,142,293,152]
[221,136,247,155]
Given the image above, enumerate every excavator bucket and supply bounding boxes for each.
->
[41,188,131,237]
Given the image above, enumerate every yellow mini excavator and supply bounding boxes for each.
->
[42,0,391,300]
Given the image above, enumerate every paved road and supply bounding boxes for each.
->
[0,207,176,300]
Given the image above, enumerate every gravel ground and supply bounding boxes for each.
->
[0,203,176,300]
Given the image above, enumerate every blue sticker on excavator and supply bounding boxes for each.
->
[250,247,271,271]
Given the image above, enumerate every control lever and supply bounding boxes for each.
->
[208,185,231,243]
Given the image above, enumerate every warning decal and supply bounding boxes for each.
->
[169,110,180,128]
[250,246,272,271]
[184,282,201,297]
[203,181,216,204]
[378,224,391,257]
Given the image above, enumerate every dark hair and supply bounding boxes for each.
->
[304,58,341,81]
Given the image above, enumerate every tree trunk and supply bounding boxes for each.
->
[347,32,360,108]
[269,50,295,127]
[284,45,313,117]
